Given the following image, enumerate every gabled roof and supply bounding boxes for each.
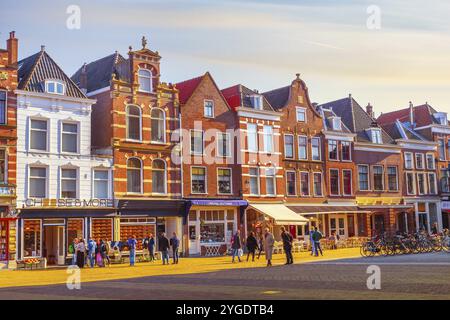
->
[71,51,129,93]
[18,49,86,99]
[221,84,275,111]
[319,96,394,144]
[319,107,352,134]
[175,74,204,104]
[377,103,442,128]
[262,85,290,110]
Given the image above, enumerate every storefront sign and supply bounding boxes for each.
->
[25,198,114,208]
[189,200,248,207]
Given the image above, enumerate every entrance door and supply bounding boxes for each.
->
[57,226,65,265]
[329,215,347,238]
[373,215,385,235]
[43,225,66,265]
[188,224,199,255]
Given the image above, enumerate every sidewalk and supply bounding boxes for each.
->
[0,248,361,288]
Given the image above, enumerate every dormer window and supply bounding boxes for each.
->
[368,128,382,144]
[250,95,263,110]
[434,112,448,126]
[138,69,153,93]
[45,80,65,95]
[330,116,341,131]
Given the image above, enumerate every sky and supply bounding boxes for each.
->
[1,0,450,115]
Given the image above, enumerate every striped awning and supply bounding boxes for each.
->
[249,204,308,225]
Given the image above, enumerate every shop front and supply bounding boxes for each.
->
[0,203,17,269]
[186,200,248,256]
[246,203,308,241]
[441,201,450,229]
[403,199,442,233]
[118,199,188,254]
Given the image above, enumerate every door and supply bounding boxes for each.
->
[57,226,65,265]
[373,214,385,235]
[329,215,347,238]
[188,224,199,255]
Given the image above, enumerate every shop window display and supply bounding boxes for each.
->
[91,219,113,242]
[23,220,41,257]
[120,218,156,250]
[0,220,8,260]
[67,219,83,252]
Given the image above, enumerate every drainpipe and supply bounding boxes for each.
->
[409,101,414,126]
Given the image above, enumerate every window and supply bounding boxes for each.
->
[138,69,152,92]
[0,90,6,124]
[428,173,437,195]
[263,126,273,153]
[284,135,294,159]
[61,122,78,153]
[330,169,339,195]
[0,150,6,183]
[152,159,166,194]
[217,133,231,157]
[296,107,306,122]
[417,173,426,195]
[29,167,46,198]
[328,140,338,160]
[127,158,142,193]
[30,119,48,151]
[415,153,424,169]
[331,117,341,130]
[313,172,323,196]
[126,105,142,141]
[387,166,398,191]
[440,169,450,193]
[250,95,263,110]
[369,129,382,144]
[93,170,109,198]
[358,165,369,191]
[61,168,77,198]
[406,172,415,195]
[247,124,258,152]
[341,141,351,161]
[300,172,310,196]
[23,220,41,257]
[265,168,276,196]
[434,112,448,125]
[438,139,446,160]
[218,168,232,194]
[190,130,204,155]
[404,152,413,169]
[249,167,260,195]
[343,170,352,195]
[45,80,64,95]
[151,108,165,143]
[373,166,384,191]
[192,167,206,194]
[204,100,214,118]
[286,171,296,196]
[426,153,435,170]
[311,137,321,161]
[298,136,308,160]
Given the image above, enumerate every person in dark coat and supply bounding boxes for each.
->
[246,232,258,262]
[169,232,180,264]
[280,226,294,265]
[158,233,170,265]
[231,230,242,263]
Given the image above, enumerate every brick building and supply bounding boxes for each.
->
[320,95,412,237]
[378,103,444,232]
[0,31,18,269]
[176,72,246,255]
[72,37,187,252]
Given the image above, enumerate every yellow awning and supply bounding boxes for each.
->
[249,204,308,225]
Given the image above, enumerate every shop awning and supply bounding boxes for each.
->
[18,208,117,218]
[188,199,248,207]
[118,199,188,217]
[288,205,367,214]
[249,204,308,225]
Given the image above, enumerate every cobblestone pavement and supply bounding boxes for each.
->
[0,253,448,300]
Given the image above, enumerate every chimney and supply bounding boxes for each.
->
[366,103,374,118]
[409,101,414,126]
[6,31,18,65]
[80,63,88,94]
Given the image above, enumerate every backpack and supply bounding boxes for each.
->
[68,243,75,254]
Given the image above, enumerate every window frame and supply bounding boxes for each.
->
[137,68,153,93]
[428,172,437,195]
[248,167,260,196]
[405,172,416,195]
[328,139,339,161]
[92,168,111,199]
[151,159,167,195]
[426,153,435,170]
[438,139,446,160]
[311,137,321,161]
[0,149,7,183]
[342,169,353,196]
[262,125,274,153]
[329,168,340,196]
[59,167,79,199]
[190,129,205,156]
[358,165,370,191]
[28,117,50,152]
[0,90,7,125]
[204,99,215,118]
[45,79,65,95]
[265,167,277,196]
[150,107,166,144]
[404,152,414,169]
[415,153,425,170]
[417,172,427,195]
[60,121,80,154]
[296,107,307,122]
[313,172,323,197]
[216,132,232,158]
[246,123,258,152]
[300,171,310,196]
[126,157,143,194]
[217,167,233,195]
[341,141,352,161]
[191,166,207,194]
[284,134,294,159]
[126,104,143,142]
[372,165,384,191]
[369,128,382,144]
[298,135,308,160]
[28,165,48,199]
[387,166,399,192]
[285,170,297,196]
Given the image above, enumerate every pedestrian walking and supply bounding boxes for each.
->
[231,230,242,263]
[87,237,97,268]
[70,238,78,265]
[142,235,150,261]
[257,232,264,259]
[127,235,137,266]
[95,239,104,267]
[149,234,156,262]
[312,227,323,256]
[280,226,294,264]
[100,239,110,266]
[309,229,316,256]
[263,228,274,267]
[159,232,170,265]
[246,232,258,262]
[76,239,86,268]
[170,232,180,264]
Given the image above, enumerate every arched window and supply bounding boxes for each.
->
[127,158,142,193]
[138,69,152,93]
[152,159,166,194]
[151,108,165,143]
[126,105,141,141]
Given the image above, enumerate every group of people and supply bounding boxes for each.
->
[230,226,325,267]
[70,232,181,268]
